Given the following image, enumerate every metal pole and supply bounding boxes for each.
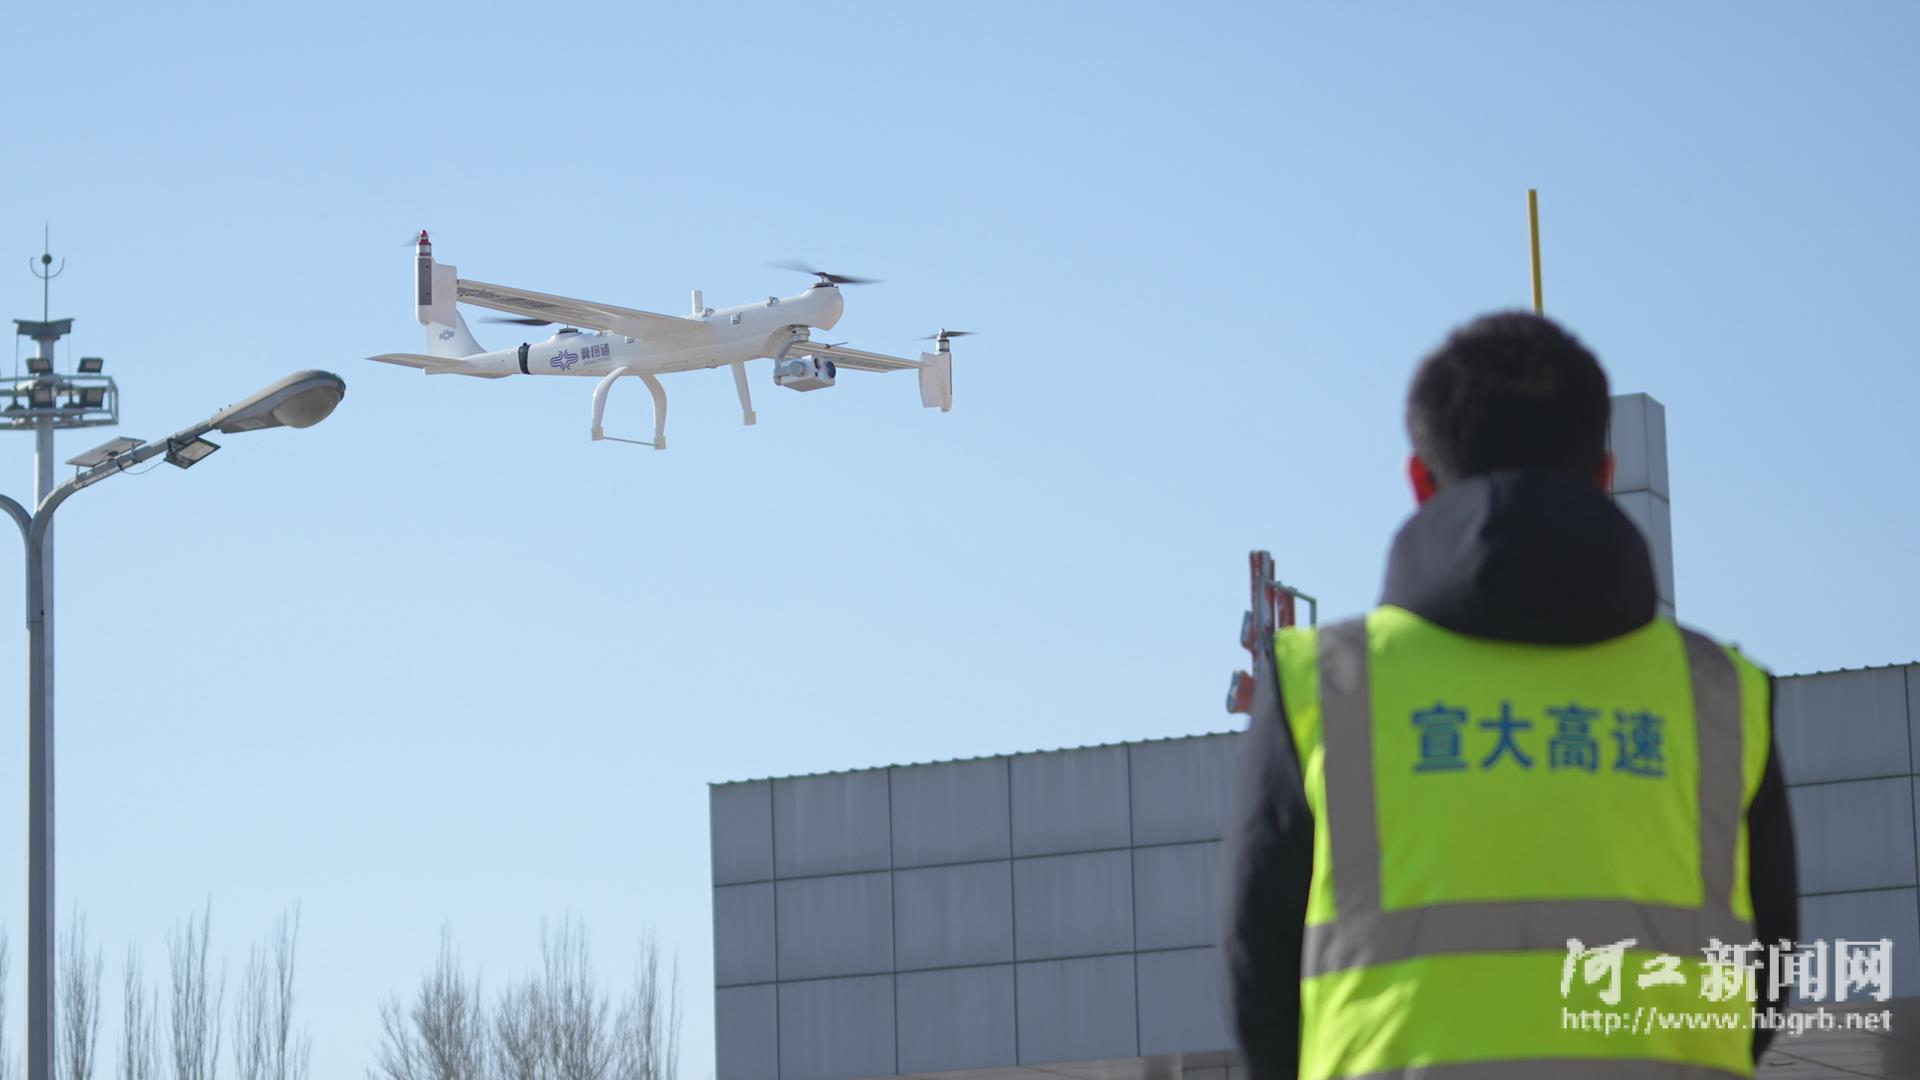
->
[9,241,141,1080]
[26,330,56,1080]
[1528,188,1545,315]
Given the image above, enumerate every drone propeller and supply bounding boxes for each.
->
[917,328,977,342]
[481,316,555,327]
[770,259,881,287]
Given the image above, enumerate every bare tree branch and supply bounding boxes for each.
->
[58,909,104,1080]
[230,942,268,1080]
[611,937,679,1080]
[489,980,544,1080]
[368,928,487,1080]
[269,910,310,1080]
[119,947,159,1080]
[167,904,224,1080]
[540,919,612,1080]
[233,908,310,1080]
[374,921,681,1080]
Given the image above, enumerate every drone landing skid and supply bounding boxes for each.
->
[731,361,756,427]
[590,367,668,451]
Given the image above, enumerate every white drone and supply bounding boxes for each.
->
[369,232,963,448]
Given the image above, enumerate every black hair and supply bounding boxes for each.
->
[1406,311,1610,486]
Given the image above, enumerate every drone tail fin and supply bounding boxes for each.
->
[423,304,484,360]
[415,232,484,359]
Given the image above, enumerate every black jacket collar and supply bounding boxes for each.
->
[1379,468,1657,645]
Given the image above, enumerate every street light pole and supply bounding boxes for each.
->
[15,232,117,1079]
[12,313,82,1080]
[8,243,344,1080]
[28,358,61,1080]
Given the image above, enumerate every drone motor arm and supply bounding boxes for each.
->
[772,335,954,411]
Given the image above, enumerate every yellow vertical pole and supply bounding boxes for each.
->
[1528,188,1544,314]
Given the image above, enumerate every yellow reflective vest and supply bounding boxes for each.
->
[1276,605,1772,1080]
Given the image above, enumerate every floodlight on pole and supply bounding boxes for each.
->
[6,311,116,434]
[164,437,219,469]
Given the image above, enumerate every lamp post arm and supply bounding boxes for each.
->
[27,422,211,547]
[0,494,30,543]
[0,494,32,619]
[26,367,346,544]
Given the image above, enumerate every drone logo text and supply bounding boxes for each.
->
[550,350,579,371]
[438,328,456,341]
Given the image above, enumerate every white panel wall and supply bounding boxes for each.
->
[896,966,1016,1074]
[778,976,896,1080]
[1609,393,1675,618]
[1777,668,1911,785]
[1013,851,1134,960]
[1015,955,1138,1065]
[1010,745,1131,856]
[892,861,1013,970]
[774,771,892,877]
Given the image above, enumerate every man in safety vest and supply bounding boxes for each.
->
[1220,312,1799,1079]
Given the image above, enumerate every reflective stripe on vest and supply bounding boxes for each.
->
[1303,617,1753,976]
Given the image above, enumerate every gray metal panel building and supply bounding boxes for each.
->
[711,734,1246,1080]
[711,664,1920,1079]
[1779,665,1920,1003]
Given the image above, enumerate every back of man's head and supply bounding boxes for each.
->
[1406,311,1611,488]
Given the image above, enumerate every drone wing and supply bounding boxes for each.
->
[791,342,924,372]
[456,279,702,339]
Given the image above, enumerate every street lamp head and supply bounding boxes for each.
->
[26,356,52,375]
[78,357,104,374]
[208,370,345,434]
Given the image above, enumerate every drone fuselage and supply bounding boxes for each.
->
[457,286,846,379]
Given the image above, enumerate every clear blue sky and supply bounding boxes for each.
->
[2,2,1915,1075]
